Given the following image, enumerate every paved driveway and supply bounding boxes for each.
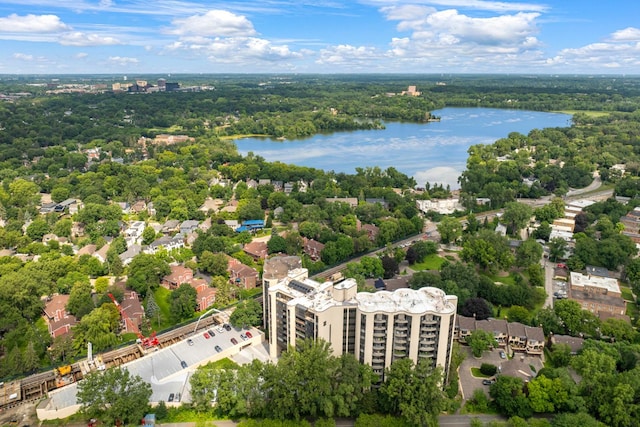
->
[458,345,543,401]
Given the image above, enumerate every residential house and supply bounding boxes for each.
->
[117,202,131,214]
[220,200,238,213]
[120,291,145,333]
[93,243,110,264]
[361,224,380,242]
[525,326,545,354]
[199,217,212,233]
[507,322,527,352]
[272,181,284,192]
[77,244,97,257]
[199,198,223,213]
[147,202,156,217]
[71,221,85,238]
[476,318,509,347]
[196,287,216,311]
[243,241,268,260]
[549,334,584,355]
[119,244,141,266]
[161,265,193,290]
[456,316,476,343]
[258,179,271,186]
[224,220,240,231]
[303,238,325,261]
[325,197,358,208]
[283,182,294,194]
[43,295,77,338]
[365,198,389,210]
[124,221,146,245]
[228,258,259,289]
[161,220,180,234]
[187,277,208,293]
[416,198,464,215]
[130,200,147,214]
[179,220,199,235]
[455,316,545,356]
[144,235,184,254]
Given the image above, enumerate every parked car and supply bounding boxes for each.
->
[215,345,222,353]
[203,332,210,339]
[245,331,252,338]
[168,393,175,402]
[187,338,194,346]
[230,338,238,345]
[175,393,181,402]
[208,329,216,337]
[217,325,225,333]
[180,360,188,369]
[482,379,495,386]
[224,323,232,331]
[240,333,247,341]
[499,351,506,359]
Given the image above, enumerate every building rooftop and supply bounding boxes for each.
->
[356,287,456,315]
[570,271,620,294]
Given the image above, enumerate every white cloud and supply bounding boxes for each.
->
[60,32,121,46]
[12,52,34,61]
[108,56,139,65]
[168,35,301,63]
[317,44,381,65]
[422,10,540,45]
[75,52,89,59]
[414,166,463,189]
[610,27,640,42]
[0,13,70,33]
[169,10,256,37]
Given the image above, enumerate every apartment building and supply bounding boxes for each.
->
[267,269,458,380]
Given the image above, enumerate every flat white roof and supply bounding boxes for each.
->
[356,287,456,315]
[570,271,620,294]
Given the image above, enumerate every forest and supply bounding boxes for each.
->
[1,74,640,426]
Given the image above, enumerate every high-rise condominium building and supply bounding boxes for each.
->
[266,268,457,380]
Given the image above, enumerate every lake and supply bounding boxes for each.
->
[234,107,572,189]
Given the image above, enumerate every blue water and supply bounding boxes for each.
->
[234,107,572,189]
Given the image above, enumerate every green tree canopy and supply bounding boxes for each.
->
[77,368,152,426]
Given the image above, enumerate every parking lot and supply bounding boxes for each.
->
[457,346,544,401]
[43,324,264,414]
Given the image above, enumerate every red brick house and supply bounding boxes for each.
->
[243,241,268,260]
[43,295,77,338]
[162,265,194,290]
[303,238,325,261]
[228,258,259,289]
[197,287,216,311]
[361,224,380,242]
[120,291,145,333]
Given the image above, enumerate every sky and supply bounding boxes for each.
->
[1,0,639,75]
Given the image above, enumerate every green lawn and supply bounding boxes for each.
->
[470,367,492,378]
[481,271,519,286]
[621,285,635,302]
[555,110,610,117]
[411,254,446,271]
[152,286,173,330]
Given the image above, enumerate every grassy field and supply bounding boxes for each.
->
[411,253,446,271]
[555,110,611,117]
[481,271,519,286]
[152,286,173,330]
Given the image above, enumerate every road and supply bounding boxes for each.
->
[543,258,554,309]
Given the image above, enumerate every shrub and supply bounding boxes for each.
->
[480,363,497,376]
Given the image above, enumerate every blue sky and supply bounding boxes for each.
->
[1,0,639,75]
